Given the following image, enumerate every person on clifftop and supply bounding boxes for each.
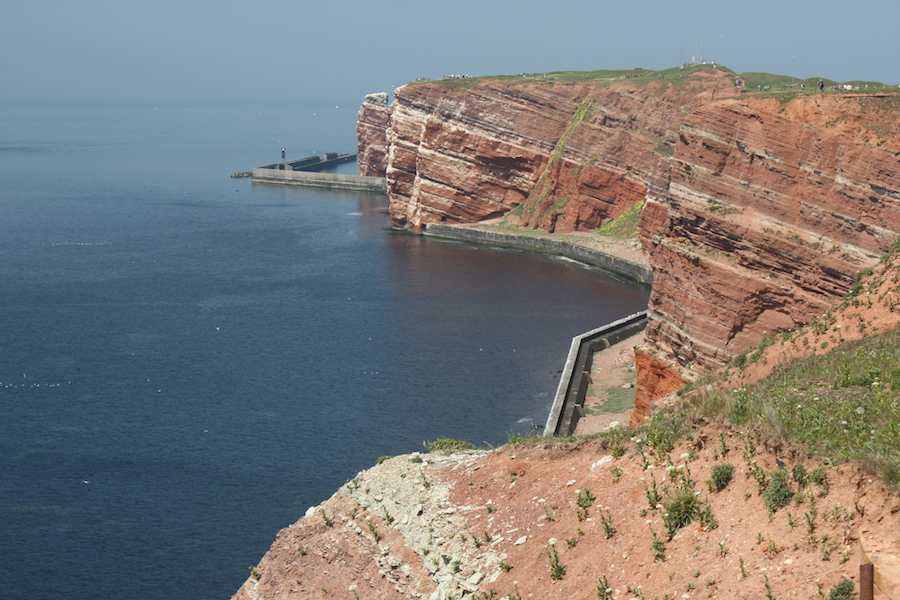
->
[818,79,825,92]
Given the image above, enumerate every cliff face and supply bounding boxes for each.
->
[356,92,390,177]
[358,72,900,370]
[372,79,731,233]
[643,94,900,368]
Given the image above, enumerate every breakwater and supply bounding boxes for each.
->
[544,311,648,437]
[423,224,653,285]
[251,168,387,192]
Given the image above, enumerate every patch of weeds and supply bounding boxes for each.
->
[644,476,662,509]
[321,511,334,527]
[707,463,734,492]
[764,469,794,513]
[810,467,828,488]
[650,529,666,561]
[597,575,614,600]
[409,455,423,463]
[426,438,478,452]
[610,466,623,482]
[368,521,380,543]
[248,566,261,580]
[376,455,391,465]
[547,544,566,580]
[697,504,718,530]
[498,561,514,572]
[538,498,557,521]
[599,507,616,538]
[576,487,596,520]
[764,574,776,600]
[749,462,769,491]
[792,464,808,487]
[661,466,704,538]
[826,578,855,600]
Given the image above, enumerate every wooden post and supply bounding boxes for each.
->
[860,562,874,600]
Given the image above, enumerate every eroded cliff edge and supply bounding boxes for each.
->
[357,68,900,374]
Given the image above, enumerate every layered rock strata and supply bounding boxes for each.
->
[642,94,900,368]
[356,92,390,177]
[358,72,900,371]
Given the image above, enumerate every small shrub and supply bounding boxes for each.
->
[576,489,596,508]
[827,578,855,600]
[707,463,734,492]
[663,485,701,538]
[764,470,794,512]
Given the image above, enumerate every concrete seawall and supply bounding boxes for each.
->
[544,311,648,437]
[423,224,653,285]
[251,168,387,192]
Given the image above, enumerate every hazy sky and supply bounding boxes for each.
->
[3,0,898,106]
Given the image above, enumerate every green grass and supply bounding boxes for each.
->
[594,201,643,239]
[408,65,896,98]
[689,326,900,488]
[426,438,479,452]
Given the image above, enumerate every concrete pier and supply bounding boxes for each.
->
[251,153,386,192]
[251,168,386,192]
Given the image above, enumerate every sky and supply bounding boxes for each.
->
[2,0,899,107]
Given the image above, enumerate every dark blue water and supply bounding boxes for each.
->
[0,102,649,599]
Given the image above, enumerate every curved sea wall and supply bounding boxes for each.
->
[423,224,652,284]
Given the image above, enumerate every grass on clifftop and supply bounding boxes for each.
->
[410,64,897,96]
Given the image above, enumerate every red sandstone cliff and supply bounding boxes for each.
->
[356,92,390,177]
[357,69,900,372]
[643,93,900,369]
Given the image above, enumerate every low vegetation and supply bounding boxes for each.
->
[696,325,900,489]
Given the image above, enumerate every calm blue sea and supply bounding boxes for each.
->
[0,101,649,599]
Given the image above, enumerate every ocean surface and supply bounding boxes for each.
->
[0,101,650,599]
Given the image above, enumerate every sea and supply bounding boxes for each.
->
[0,100,650,600]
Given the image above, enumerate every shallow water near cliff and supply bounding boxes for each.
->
[0,101,649,600]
